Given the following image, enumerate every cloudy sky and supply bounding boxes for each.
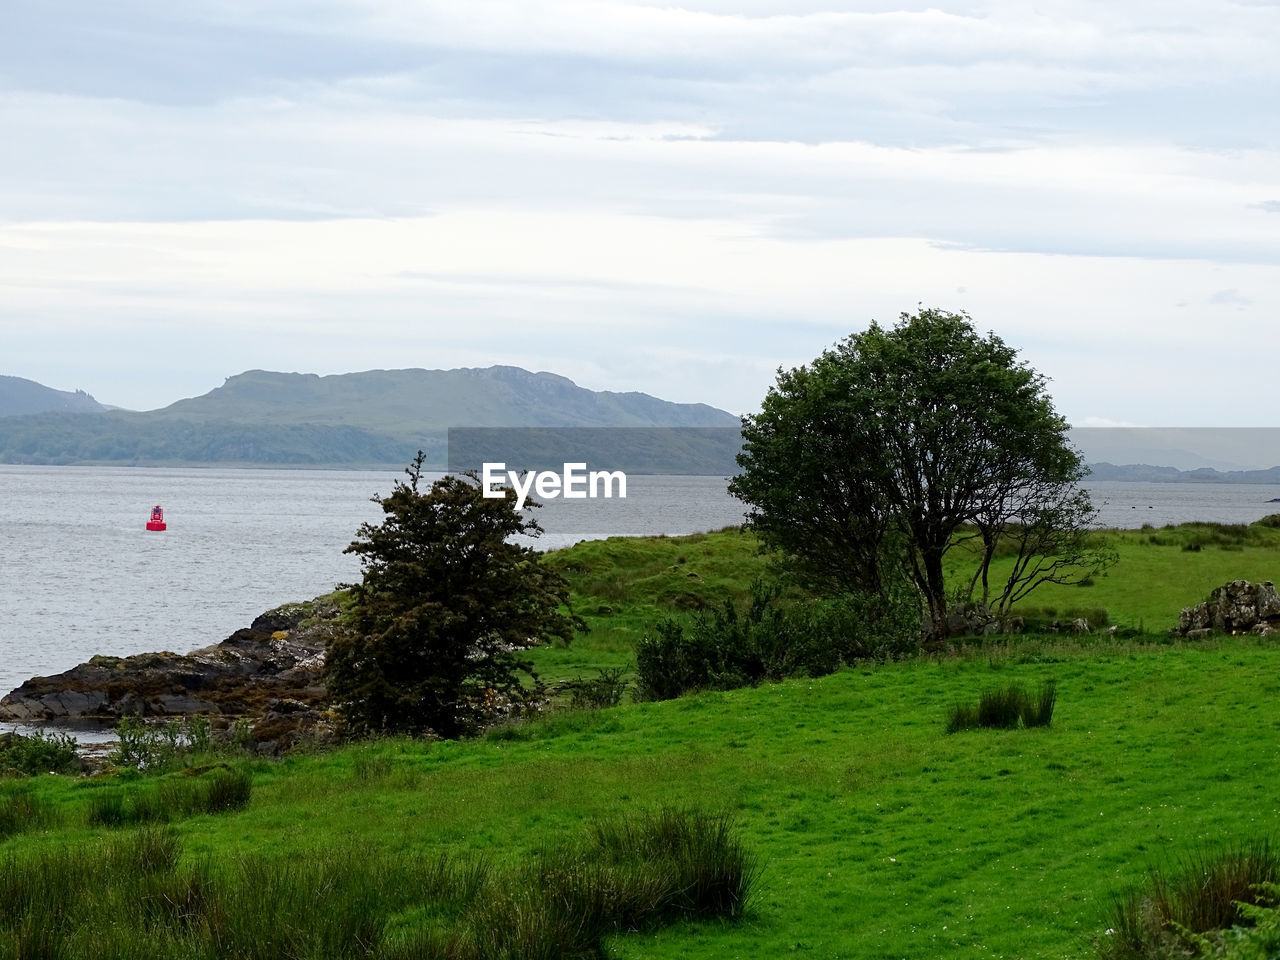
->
[3,1,1277,423]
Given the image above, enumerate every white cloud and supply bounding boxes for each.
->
[2,1,1279,423]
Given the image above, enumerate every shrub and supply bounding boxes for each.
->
[108,715,222,772]
[1181,882,1280,958]
[947,681,1057,733]
[1100,840,1280,960]
[635,580,919,701]
[561,666,630,709]
[0,730,80,777]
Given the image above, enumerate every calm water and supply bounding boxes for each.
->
[0,466,745,714]
[3,466,1279,731]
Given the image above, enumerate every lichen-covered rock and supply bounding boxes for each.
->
[0,598,347,725]
[1175,580,1280,636]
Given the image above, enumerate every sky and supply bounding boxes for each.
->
[2,0,1278,423]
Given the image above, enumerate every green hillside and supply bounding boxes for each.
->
[0,376,105,418]
[5,524,1280,958]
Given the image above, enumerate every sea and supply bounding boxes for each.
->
[3,465,1280,737]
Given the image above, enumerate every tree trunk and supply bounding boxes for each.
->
[923,547,949,640]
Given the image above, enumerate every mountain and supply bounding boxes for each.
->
[0,366,740,469]
[1086,462,1280,484]
[152,367,739,431]
[0,376,106,417]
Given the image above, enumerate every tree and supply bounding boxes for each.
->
[326,452,582,737]
[729,308,1111,641]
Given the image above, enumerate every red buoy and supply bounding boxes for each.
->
[145,505,167,532]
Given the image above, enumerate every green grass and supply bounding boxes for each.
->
[7,639,1280,957]
[950,521,1280,634]
[7,521,1280,957]
[531,528,778,681]
[529,520,1280,685]
[0,808,753,960]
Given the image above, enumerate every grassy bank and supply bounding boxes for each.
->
[4,521,1280,957]
[5,640,1280,957]
[531,520,1280,682]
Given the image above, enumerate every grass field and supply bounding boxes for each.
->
[4,521,1280,958]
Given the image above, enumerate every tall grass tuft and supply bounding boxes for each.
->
[947,681,1057,732]
[977,685,1028,729]
[0,788,53,839]
[198,768,252,814]
[589,808,758,921]
[1099,839,1280,960]
[85,767,251,827]
[1024,681,1057,728]
[0,807,755,960]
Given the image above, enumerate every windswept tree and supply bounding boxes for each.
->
[326,452,582,737]
[730,308,1111,640]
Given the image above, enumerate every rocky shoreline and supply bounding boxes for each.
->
[0,596,344,753]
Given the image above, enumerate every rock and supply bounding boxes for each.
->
[1070,618,1091,634]
[245,699,337,756]
[0,597,345,726]
[1252,623,1274,637]
[945,602,994,636]
[1175,580,1280,636]
[1185,628,1212,640]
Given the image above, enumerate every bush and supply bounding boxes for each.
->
[947,681,1057,733]
[1100,840,1280,960]
[1181,882,1280,958]
[635,580,919,701]
[107,715,220,772]
[561,667,630,709]
[0,730,80,777]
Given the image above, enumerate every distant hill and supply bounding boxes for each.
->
[0,376,106,417]
[153,367,738,431]
[0,367,740,469]
[1086,462,1280,484]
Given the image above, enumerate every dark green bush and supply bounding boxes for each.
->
[635,580,919,701]
[0,731,80,777]
[561,666,630,709]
